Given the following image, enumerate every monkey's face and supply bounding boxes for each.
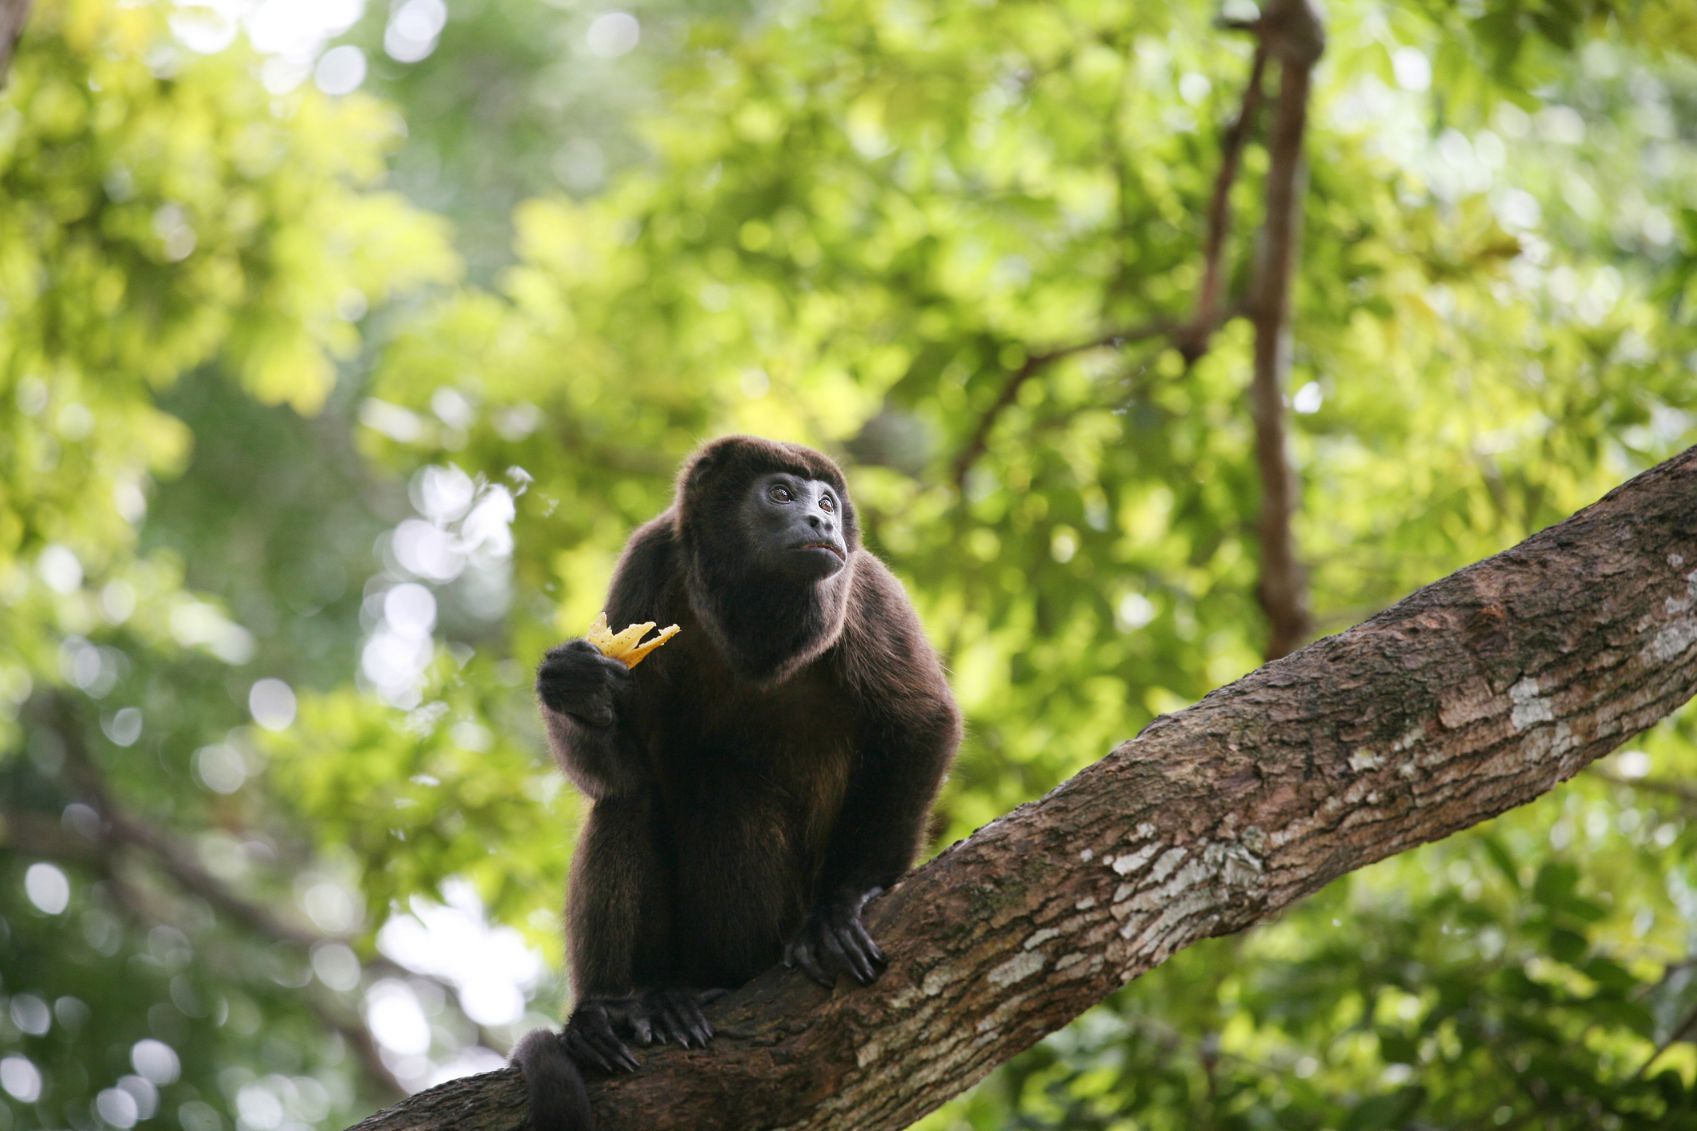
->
[740,471,849,582]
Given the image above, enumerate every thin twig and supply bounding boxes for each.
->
[1587,766,1697,808]
[1633,999,1697,1082]
[2,796,505,1054]
[951,320,1181,489]
[952,40,1271,488]
[1177,47,1268,362]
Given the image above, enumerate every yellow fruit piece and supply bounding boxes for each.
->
[585,612,681,669]
[605,621,656,654]
[585,612,616,652]
[621,624,680,668]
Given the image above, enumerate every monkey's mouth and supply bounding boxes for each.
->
[795,540,846,561]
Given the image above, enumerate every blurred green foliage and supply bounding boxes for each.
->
[2,0,1695,1129]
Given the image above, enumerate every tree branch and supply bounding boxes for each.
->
[47,707,330,947]
[1176,47,1267,362]
[1246,0,1324,660]
[1634,998,1697,1082]
[11,704,505,1093]
[950,26,1281,490]
[950,320,1182,489]
[350,445,1697,1130]
[1587,765,1697,809]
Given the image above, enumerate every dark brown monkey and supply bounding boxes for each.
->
[514,436,961,1129]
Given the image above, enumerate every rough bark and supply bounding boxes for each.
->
[350,444,1697,1131]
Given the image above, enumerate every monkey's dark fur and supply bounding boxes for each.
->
[514,436,961,1130]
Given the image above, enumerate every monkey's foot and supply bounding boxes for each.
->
[566,989,721,1074]
[784,886,887,987]
[624,988,718,1049]
[562,1000,640,1075]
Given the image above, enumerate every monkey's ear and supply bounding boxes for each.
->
[676,435,746,502]
[675,440,745,549]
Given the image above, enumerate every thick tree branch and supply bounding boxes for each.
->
[350,446,1697,1130]
[1246,0,1324,660]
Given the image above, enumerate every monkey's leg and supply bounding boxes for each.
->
[789,702,958,987]
[565,795,719,1070]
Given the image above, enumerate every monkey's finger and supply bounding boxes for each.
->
[595,652,635,683]
[672,999,712,1047]
[817,923,869,985]
[841,926,881,986]
[637,997,683,1047]
[847,916,887,968]
[629,1014,654,1046]
[655,998,695,1046]
[661,1001,702,1048]
[837,922,883,985]
[578,1009,641,1074]
[593,1030,641,1074]
[564,1029,620,1075]
[791,939,833,987]
[677,999,713,1046]
[565,686,616,727]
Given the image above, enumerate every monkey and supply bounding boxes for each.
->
[513,435,961,1130]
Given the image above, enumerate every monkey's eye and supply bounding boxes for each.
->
[768,484,794,503]
[819,495,835,513]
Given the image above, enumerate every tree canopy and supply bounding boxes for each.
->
[2,1,1695,1129]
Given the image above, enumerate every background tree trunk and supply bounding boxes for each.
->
[349,445,1697,1131]
[0,0,31,86]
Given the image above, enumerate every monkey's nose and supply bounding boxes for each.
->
[806,513,833,533]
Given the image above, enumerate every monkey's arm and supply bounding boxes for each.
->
[537,516,679,800]
[788,558,962,985]
[537,649,643,799]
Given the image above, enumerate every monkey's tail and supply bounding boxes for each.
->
[514,1028,594,1131]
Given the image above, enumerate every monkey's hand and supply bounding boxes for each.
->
[784,886,887,987]
[537,639,632,727]
[564,991,721,1074]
